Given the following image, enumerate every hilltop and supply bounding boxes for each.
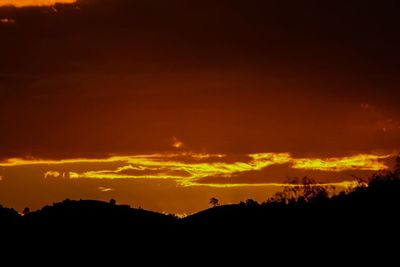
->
[1,164,399,262]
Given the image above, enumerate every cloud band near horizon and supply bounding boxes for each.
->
[0,152,394,187]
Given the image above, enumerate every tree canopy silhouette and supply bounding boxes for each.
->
[209,197,220,207]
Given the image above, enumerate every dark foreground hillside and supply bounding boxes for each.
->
[1,165,400,263]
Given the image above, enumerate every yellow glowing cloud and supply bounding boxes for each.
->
[0,152,226,167]
[0,0,76,7]
[1,152,392,187]
[189,180,362,189]
[1,157,116,167]
[98,187,115,193]
[63,152,389,187]
[44,171,61,179]
[249,153,292,169]
[41,152,292,187]
[292,154,391,171]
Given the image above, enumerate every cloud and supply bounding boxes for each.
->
[2,151,392,187]
[191,181,362,190]
[44,171,70,179]
[66,152,294,186]
[248,153,292,170]
[98,186,115,193]
[292,154,392,172]
[0,0,76,7]
[172,137,184,149]
[44,171,61,178]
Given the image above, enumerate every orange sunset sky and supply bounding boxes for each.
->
[0,0,399,214]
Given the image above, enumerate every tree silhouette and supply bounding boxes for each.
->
[268,177,334,205]
[23,207,30,215]
[109,199,117,205]
[395,155,400,176]
[209,197,220,207]
[245,199,259,207]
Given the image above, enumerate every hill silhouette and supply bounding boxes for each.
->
[1,159,399,262]
[1,166,399,230]
[22,199,176,227]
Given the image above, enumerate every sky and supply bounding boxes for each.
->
[0,0,399,214]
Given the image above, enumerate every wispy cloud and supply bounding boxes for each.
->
[98,186,115,193]
[1,151,393,187]
[44,171,61,179]
[172,137,184,149]
[67,153,294,186]
[0,0,76,7]
[292,154,392,171]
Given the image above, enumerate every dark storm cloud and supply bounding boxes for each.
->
[0,0,399,159]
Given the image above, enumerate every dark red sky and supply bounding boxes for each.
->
[1,0,399,158]
[0,0,399,213]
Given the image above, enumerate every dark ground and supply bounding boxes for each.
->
[1,169,399,264]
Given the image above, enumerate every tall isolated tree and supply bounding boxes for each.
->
[209,198,220,208]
